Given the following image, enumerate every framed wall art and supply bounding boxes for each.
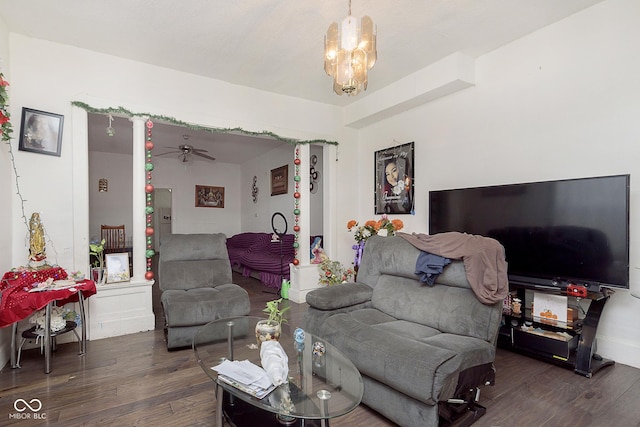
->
[105,252,130,283]
[18,108,64,157]
[270,165,289,196]
[195,185,225,208]
[374,141,415,214]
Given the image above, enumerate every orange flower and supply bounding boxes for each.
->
[365,220,378,230]
[347,220,357,230]
[391,219,404,231]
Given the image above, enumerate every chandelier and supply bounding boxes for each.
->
[324,0,377,96]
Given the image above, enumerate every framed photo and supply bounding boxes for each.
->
[195,185,225,208]
[270,165,289,196]
[374,141,415,214]
[18,108,64,157]
[105,252,130,283]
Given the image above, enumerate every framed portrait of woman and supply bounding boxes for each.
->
[374,142,415,214]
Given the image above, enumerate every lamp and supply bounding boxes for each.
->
[106,114,115,137]
[324,0,377,96]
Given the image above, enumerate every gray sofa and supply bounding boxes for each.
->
[302,235,504,426]
[159,233,251,349]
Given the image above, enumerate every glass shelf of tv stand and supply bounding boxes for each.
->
[506,288,588,332]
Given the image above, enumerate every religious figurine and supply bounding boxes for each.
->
[28,212,48,269]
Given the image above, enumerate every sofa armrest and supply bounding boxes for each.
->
[306,282,373,310]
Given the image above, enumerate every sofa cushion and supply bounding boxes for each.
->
[161,284,250,327]
[306,282,373,310]
[159,259,232,291]
[370,274,501,342]
[320,311,457,405]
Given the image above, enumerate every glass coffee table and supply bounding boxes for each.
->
[193,316,363,427]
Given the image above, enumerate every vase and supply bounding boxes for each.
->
[91,267,104,284]
[352,241,366,269]
[255,319,281,347]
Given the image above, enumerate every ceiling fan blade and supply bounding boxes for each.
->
[191,148,210,153]
[156,151,181,157]
[193,152,216,161]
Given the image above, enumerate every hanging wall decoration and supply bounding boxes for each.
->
[292,146,301,266]
[252,176,259,203]
[144,120,155,281]
[310,154,320,194]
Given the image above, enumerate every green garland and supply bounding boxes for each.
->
[71,101,338,146]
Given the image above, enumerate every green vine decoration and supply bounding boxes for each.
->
[1,72,30,233]
[71,101,339,146]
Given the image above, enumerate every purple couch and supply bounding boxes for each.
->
[227,232,295,288]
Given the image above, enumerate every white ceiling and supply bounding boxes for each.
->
[1,0,605,161]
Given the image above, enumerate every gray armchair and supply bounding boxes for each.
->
[158,233,250,349]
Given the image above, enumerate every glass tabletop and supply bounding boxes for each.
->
[193,316,363,421]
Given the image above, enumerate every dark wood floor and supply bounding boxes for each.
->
[2,272,639,426]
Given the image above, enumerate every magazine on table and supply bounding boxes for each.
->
[212,359,276,399]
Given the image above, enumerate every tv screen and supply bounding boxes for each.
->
[429,175,630,290]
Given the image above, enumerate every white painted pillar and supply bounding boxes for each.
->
[289,143,321,303]
[297,143,311,265]
[130,117,148,281]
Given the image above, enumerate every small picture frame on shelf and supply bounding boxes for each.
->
[18,108,64,157]
[105,252,130,283]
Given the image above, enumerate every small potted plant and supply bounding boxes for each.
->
[89,239,106,283]
[255,298,289,346]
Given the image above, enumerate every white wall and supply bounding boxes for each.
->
[241,144,295,233]
[351,0,640,368]
[0,13,14,370]
[89,151,133,242]
[152,154,243,235]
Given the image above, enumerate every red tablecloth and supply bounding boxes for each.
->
[0,267,97,327]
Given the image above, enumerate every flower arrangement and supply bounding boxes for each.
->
[0,72,13,143]
[30,306,80,333]
[317,259,354,286]
[347,215,404,243]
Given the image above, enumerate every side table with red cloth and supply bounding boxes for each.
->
[0,267,97,373]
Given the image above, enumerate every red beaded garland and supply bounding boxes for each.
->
[292,258,300,266]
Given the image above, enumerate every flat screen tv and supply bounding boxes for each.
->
[429,175,630,290]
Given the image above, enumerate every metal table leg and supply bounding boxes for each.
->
[44,302,52,374]
[78,291,87,355]
[10,323,18,368]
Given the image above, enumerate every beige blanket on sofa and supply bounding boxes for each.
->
[398,231,509,304]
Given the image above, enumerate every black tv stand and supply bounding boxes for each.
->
[498,284,614,378]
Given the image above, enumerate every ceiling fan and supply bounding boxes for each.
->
[157,136,216,163]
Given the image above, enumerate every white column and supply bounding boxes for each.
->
[130,117,148,282]
[297,144,311,265]
[289,144,319,303]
